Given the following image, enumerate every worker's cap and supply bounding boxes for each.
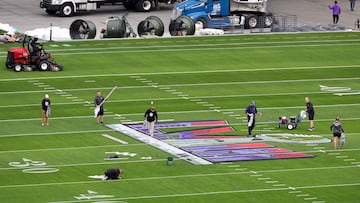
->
[45,94,49,99]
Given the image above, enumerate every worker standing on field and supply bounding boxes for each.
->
[245,100,261,137]
[305,97,315,131]
[330,116,345,149]
[94,91,105,125]
[41,94,51,126]
[144,106,158,136]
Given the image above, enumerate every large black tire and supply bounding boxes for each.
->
[135,0,152,12]
[245,15,258,29]
[197,18,208,28]
[60,3,74,17]
[46,9,57,15]
[14,64,22,72]
[39,61,50,71]
[5,61,11,69]
[264,14,273,28]
[123,0,136,9]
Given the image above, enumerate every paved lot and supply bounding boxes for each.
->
[0,0,359,39]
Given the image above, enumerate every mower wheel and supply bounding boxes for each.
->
[287,123,294,130]
[5,61,11,69]
[14,64,22,72]
[39,61,50,71]
[60,3,74,17]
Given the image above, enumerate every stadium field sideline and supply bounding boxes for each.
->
[0,32,359,203]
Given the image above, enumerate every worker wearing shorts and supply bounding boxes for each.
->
[305,97,315,131]
[41,94,51,126]
[94,91,105,124]
[330,116,345,149]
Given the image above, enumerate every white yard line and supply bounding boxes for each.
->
[0,165,358,189]
[39,38,360,53]
[101,134,128,145]
[0,64,358,82]
[47,182,360,203]
[22,43,360,56]
[0,143,145,154]
[0,129,113,138]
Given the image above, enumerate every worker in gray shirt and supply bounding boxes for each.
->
[330,116,345,149]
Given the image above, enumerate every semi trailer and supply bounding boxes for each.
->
[40,0,175,16]
[171,0,273,29]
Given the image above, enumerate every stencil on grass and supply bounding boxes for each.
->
[74,190,114,200]
[9,158,59,174]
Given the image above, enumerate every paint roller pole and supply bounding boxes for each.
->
[49,23,53,42]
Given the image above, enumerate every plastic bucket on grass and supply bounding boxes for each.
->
[167,157,173,166]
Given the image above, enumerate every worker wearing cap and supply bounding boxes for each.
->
[41,94,51,126]
[144,106,158,136]
[245,100,261,137]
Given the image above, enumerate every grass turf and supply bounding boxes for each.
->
[0,32,359,203]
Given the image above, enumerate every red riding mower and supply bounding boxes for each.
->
[5,36,63,72]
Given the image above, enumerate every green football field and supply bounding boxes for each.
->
[0,32,359,203]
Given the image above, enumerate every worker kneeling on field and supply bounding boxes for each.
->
[104,168,124,180]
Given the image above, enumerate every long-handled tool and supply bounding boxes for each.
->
[94,86,117,118]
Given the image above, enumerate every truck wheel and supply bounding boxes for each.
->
[39,61,50,71]
[264,15,273,27]
[197,18,208,28]
[14,64,22,72]
[46,9,57,15]
[136,0,152,12]
[60,3,74,17]
[245,15,258,29]
[123,1,135,9]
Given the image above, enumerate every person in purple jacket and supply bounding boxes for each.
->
[329,1,341,24]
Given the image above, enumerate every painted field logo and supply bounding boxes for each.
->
[9,158,59,174]
[107,120,325,164]
[258,133,331,144]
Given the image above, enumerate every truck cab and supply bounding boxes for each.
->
[171,0,272,29]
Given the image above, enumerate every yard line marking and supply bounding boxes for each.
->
[297,194,310,197]
[336,156,348,158]
[351,162,360,164]
[258,177,271,180]
[0,129,113,138]
[227,165,241,168]
[28,43,360,56]
[101,134,128,145]
[304,197,317,200]
[0,144,145,154]
[158,77,360,88]
[0,65,358,82]
[344,159,356,161]
[288,191,302,194]
[273,184,287,187]
[0,159,166,171]
[328,153,341,155]
[265,181,279,184]
[45,183,360,203]
[40,39,360,53]
[0,164,359,188]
